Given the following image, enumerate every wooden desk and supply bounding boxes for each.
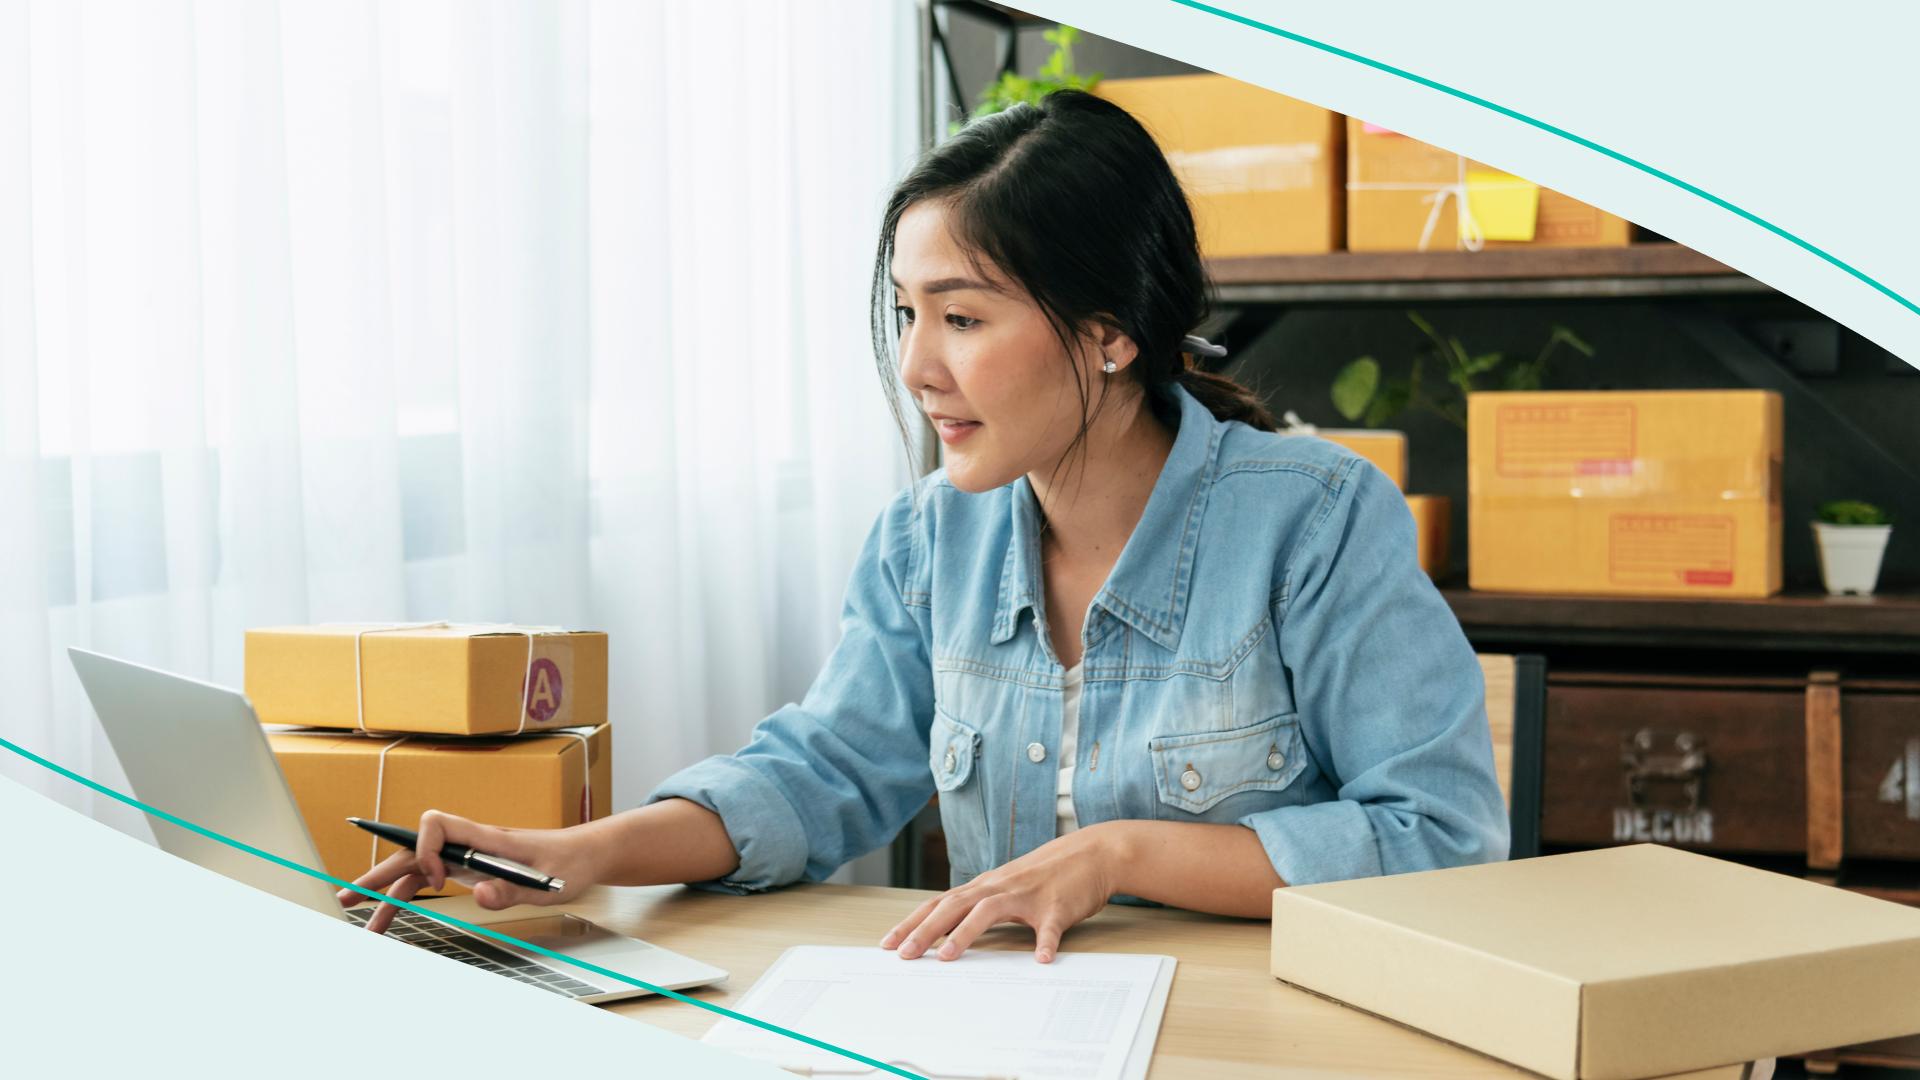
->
[432,883,1551,1080]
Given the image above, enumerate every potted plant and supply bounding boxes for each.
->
[1812,501,1894,596]
[968,26,1102,122]
[1331,311,1592,429]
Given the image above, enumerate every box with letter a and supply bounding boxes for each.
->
[244,624,609,736]
[1467,390,1782,597]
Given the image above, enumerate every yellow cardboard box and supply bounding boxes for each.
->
[1310,428,1407,489]
[1098,74,1343,257]
[268,723,610,897]
[245,624,609,735]
[1283,428,1446,578]
[1405,494,1451,581]
[1346,117,1631,251]
[1468,391,1782,597]
[1271,845,1920,1080]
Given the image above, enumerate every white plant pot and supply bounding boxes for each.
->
[1811,522,1892,596]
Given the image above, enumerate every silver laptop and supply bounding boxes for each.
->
[69,646,728,1003]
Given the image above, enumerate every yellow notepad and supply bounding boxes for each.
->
[1465,169,1540,241]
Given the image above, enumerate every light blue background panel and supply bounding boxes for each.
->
[1039,0,1920,368]
[0,774,786,1078]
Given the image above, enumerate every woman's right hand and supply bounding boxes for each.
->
[336,809,597,935]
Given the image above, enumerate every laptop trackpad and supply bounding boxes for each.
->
[488,913,654,962]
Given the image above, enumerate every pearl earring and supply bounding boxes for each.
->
[1102,360,1117,374]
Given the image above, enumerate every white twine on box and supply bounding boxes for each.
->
[272,726,597,875]
[303,621,589,877]
[1346,153,1486,252]
[356,728,596,875]
[328,621,565,736]
[369,734,415,871]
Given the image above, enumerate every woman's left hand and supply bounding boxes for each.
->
[880,823,1121,964]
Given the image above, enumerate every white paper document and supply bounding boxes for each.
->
[700,946,1176,1080]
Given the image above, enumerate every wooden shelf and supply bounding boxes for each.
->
[1443,587,1920,654]
[1207,242,1772,304]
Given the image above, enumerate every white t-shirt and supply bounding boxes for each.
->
[1056,661,1083,836]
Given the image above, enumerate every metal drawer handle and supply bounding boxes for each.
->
[1621,729,1709,813]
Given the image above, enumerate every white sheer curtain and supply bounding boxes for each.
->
[0,0,920,879]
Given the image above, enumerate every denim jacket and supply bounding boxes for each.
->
[652,385,1508,891]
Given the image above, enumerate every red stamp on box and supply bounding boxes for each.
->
[524,658,564,723]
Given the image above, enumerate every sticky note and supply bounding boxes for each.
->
[1464,170,1540,242]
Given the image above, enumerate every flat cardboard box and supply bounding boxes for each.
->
[246,624,608,735]
[1468,390,1782,597]
[1347,117,1631,251]
[1098,74,1343,257]
[1271,845,1920,1080]
[269,723,610,897]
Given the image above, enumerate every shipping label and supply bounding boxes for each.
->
[1494,404,1636,477]
[1609,514,1737,587]
[1532,193,1604,242]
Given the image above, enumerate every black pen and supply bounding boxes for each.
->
[346,817,567,893]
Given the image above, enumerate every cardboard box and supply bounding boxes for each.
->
[1347,117,1631,251]
[1468,390,1782,597]
[1406,494,1451,581]
[269,723,610,897]
[1271,845,1920,1080]
[246,624,608,735]
[1284,429,1445,577]
[1098,75,1343,257]
[1310,428,1407,489]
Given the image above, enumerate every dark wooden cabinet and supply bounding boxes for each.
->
[1843,689,1920,861]
[1537,673,1920,864]
[1542,676,1808,855]
[1448,588,1920,893]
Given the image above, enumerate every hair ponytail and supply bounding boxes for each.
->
[1175,367,1277,432]
[873,90,1277,450]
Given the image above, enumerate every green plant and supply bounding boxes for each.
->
[968,26,1102,121]
[1331,312,1594,430]
[1817,500,1894,526]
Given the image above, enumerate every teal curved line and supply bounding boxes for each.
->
[0,734,927,1080]
[1166,0,1920,318]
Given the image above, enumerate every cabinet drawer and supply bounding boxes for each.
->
[1541,683,1805,855]
[1542,679,1920,862]
[1844,694,1920,860]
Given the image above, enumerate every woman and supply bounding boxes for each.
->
[345,90,1507,964]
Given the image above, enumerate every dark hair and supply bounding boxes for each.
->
[870,89,1276,473]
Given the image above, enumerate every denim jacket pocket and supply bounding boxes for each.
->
[930,708,990,883]
[930,709,979,791]
[1149,713,1306,814]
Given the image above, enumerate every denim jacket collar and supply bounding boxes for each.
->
[990,385,1222,655]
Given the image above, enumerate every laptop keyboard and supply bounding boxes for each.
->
[345,906,606,998]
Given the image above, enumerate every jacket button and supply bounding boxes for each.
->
[1267,750,1286,771]
[1181,767,1202,791]
[943,748,957,774]
[1026,742,1046,764]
